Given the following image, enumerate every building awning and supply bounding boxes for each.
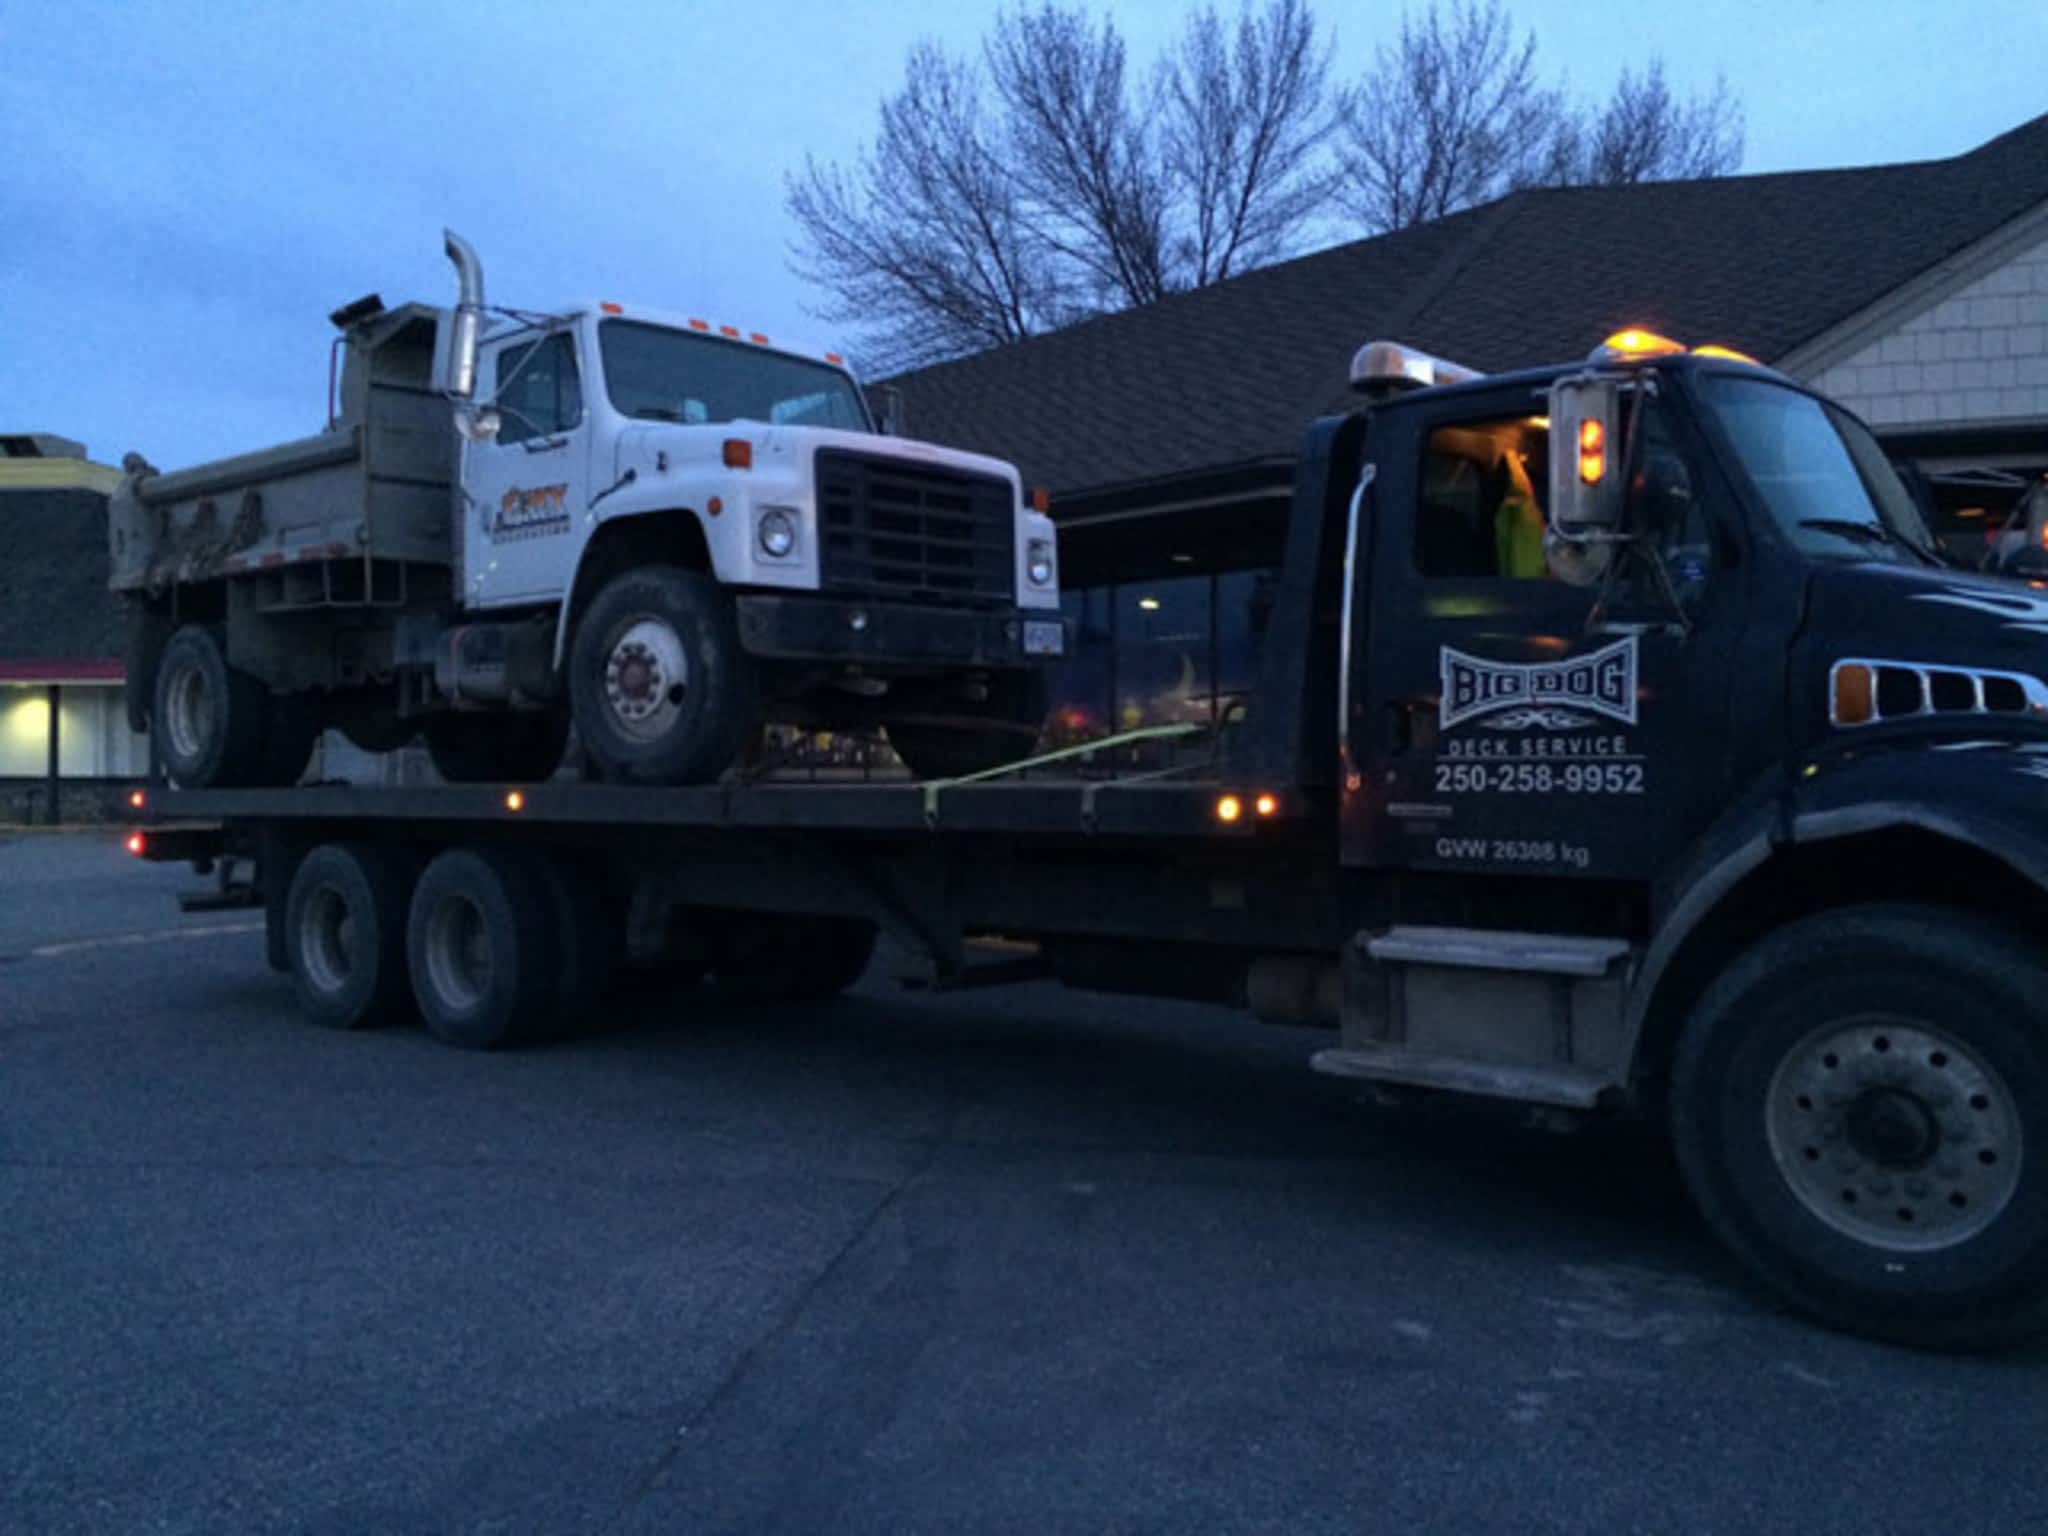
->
[0,659,124,684]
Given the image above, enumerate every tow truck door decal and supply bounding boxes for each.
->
[1439,635,1638,731]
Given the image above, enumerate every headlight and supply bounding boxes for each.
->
[1026,537,1055,587]
[757,507,797,559]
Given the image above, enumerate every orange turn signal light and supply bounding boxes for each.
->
[1031,488,1050,514]
[1832,662,1875,726]
[722,439,753,470]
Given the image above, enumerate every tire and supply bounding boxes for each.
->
[152,624,269,788]
[424,712,569,784]
[1670,902,2048,1350]
[709,914,877,1002]
[569,565,758,785]
[406,846,562,1049]
[283,842,414,1030]
[886,671,1048,781]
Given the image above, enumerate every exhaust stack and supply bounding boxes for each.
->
[442,229,485,400]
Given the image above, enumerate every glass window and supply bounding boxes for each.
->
[599,320,869,431]
[1697,374,1936,563]
[1049,587,1113,746]
[1115,576,1211,735]
[494,331,582,445]
[1415,414,1550,579]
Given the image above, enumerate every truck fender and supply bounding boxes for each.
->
[549,504,719,671]
[1621,743,2048,1086]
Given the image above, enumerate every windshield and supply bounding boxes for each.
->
[598,319,870,431]
[1696,373,1936,563]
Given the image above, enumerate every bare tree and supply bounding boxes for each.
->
[1336,6,1747,233]
[1162,0,1336,286]
[1335,0,1564,233]
[785,44,1063,371]
[986,5,1171,308]
[1580,60,1744,183]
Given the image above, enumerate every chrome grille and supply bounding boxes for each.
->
[815,450,1015,607]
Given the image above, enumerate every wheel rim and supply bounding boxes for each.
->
[1767,1015,2022,1251]
[163,660,212,762]
[602,616,689,741]
[425,893,492,1013]
[298,883,356,995]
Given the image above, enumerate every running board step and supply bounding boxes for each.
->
[1311,1045,1614,1109]
[1365,926,1628,977]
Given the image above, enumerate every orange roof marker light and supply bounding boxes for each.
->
[600,302,623,315]
[749,332,770,345]
[825,352,845,365]
[719,325,740,339]
[688,318,710,332]
[1592,328,1686,363]
[1692,343,1763,366]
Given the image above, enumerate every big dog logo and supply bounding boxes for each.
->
[1440,635,1638,731]
[491,483,570,539]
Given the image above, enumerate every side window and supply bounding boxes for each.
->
[494,332,583,446]
[1414,413,1549,579]
[1633,397,1714,603]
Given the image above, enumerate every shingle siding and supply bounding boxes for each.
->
[1815,225,2048,425]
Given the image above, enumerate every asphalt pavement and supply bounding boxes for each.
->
[4,833,2046,1535]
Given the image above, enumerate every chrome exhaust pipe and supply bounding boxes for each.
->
[442,229,485,399]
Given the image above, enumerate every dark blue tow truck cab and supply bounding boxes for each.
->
[129,330,2048,1350]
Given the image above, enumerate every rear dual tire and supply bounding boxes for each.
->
[153,624,316,789]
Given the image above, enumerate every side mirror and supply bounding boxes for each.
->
[867,384,905,436]
[1546,376,1624,538]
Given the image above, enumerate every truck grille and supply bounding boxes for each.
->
[815,450,1015,607]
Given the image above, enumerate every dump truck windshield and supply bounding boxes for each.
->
[1697,372,1938,564]
[599,319,869,432]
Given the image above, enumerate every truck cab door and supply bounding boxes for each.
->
[461,326,591,610]
[1345,382,1741,882]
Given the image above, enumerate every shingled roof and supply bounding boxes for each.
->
[892,111,2048,498]
[0,486,123,671]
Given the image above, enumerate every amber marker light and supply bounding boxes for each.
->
[504,790,525,812]
[1832,663,1875,726]
[128,789,146,809]
[1215,793,1244,824]
[1578,418,1607,485]
[722,438,753,470]
[1254,792,1280,818]
[600,302,623,315]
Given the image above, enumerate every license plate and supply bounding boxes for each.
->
[1023,619,1065,657]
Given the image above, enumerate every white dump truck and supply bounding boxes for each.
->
[109,232,1064,787]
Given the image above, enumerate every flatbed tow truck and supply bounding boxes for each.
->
[126,332,2048,1350]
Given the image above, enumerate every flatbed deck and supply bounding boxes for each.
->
[127,775,1305,842]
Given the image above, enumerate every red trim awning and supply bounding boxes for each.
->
[0,658,125,683]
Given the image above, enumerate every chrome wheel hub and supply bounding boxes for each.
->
[164,662,211,761]
[603,617,689,741]
[1767,1017,2021,1251]
[298,884,355,995]
[425,895,491,1012]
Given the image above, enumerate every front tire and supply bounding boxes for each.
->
[569,565,758,785]
[1670,903,2048,1350]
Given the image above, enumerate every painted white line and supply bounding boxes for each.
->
[28,921,264,960]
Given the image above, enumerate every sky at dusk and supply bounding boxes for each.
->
[4,0,2045,470]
